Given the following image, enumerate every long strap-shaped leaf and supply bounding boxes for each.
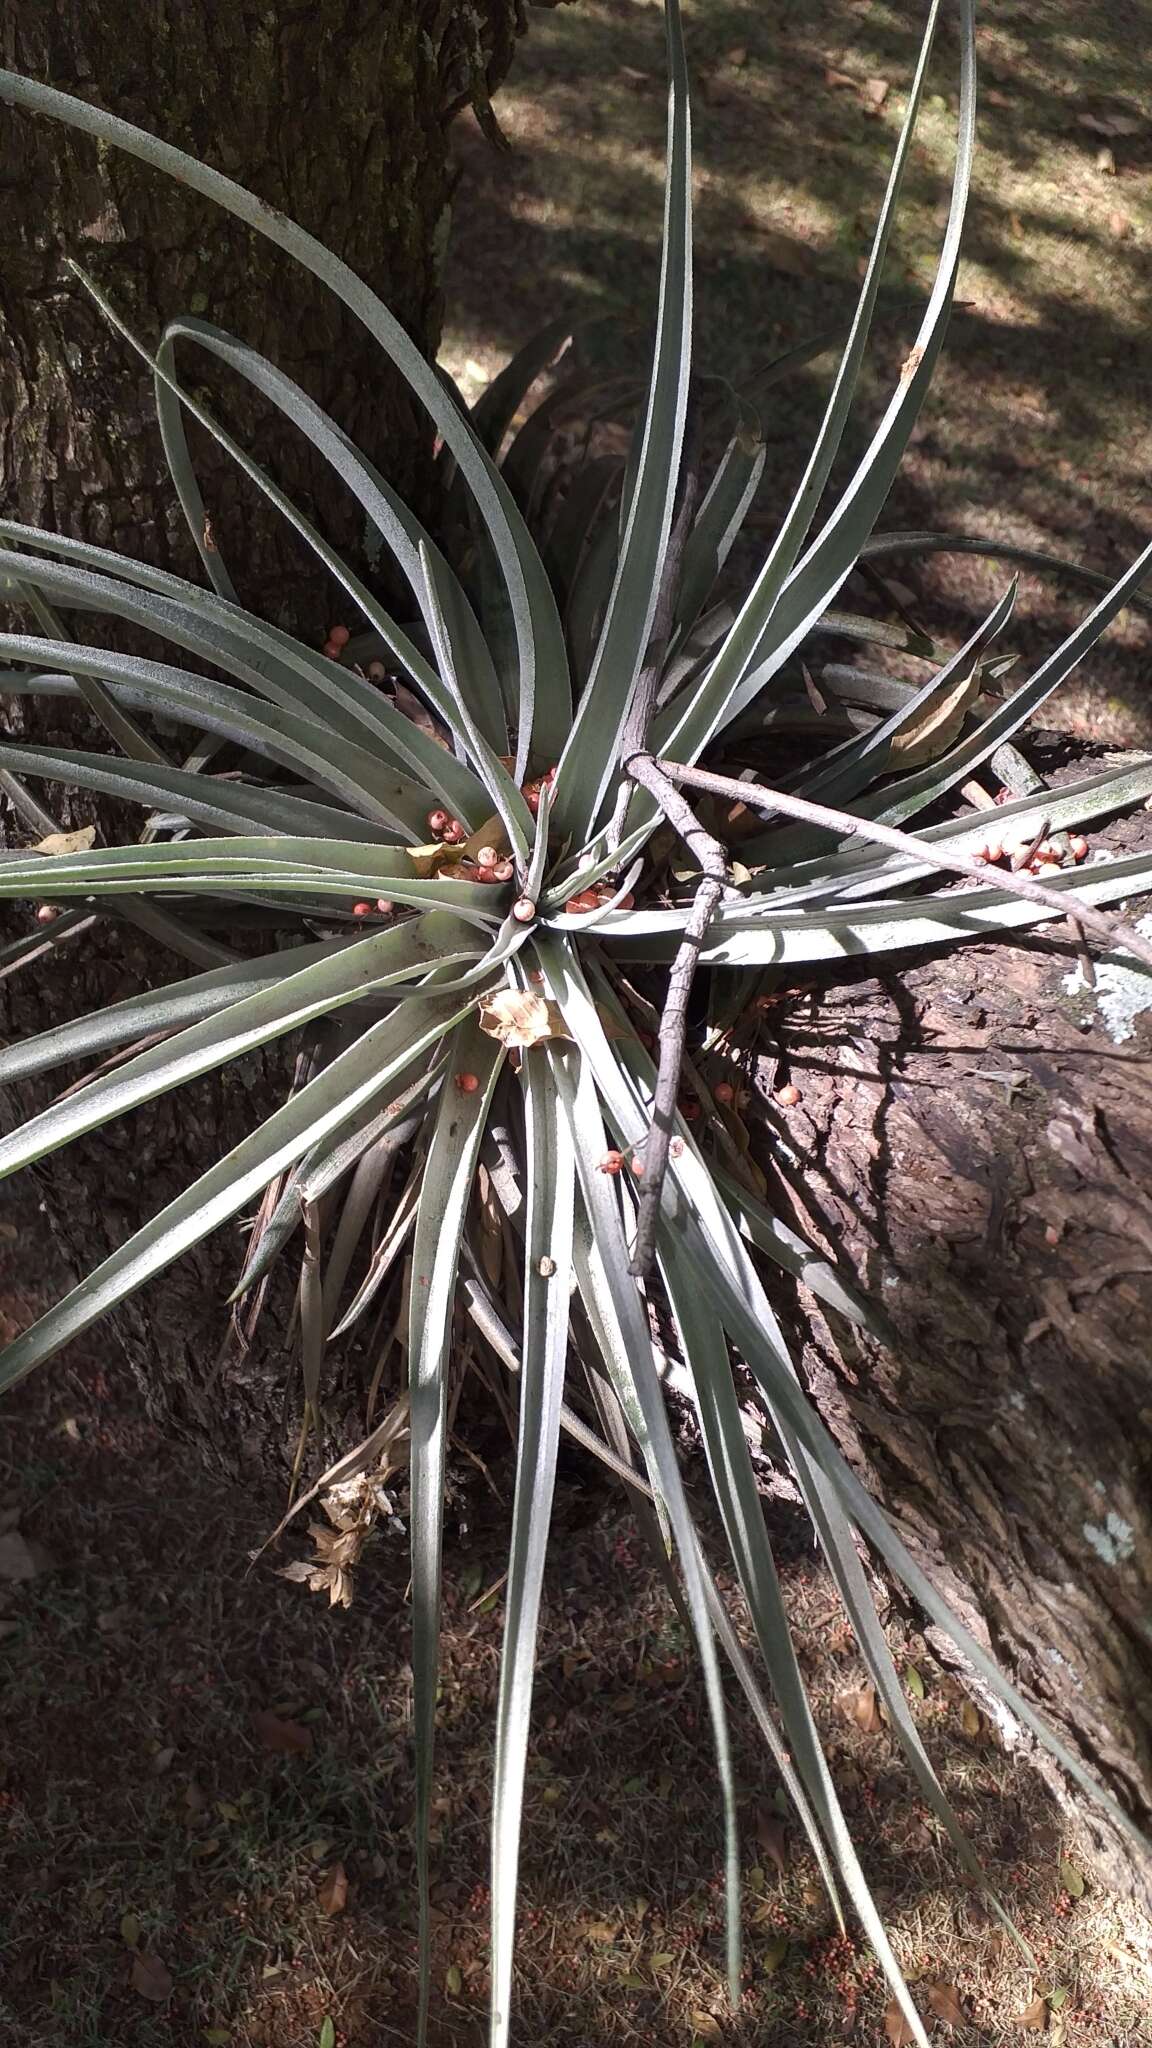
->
[5,541,491,820]
[489,1048,576,2048]
[0,836,501,924]
[548,1039,743,2007]
[598,844,1152,968]
[0,632,429,833]
[149,313,507,754]
[0,915,479,1180]
[0,69,571,774]
[549,0,693,840]
[660,0,971,772]
[0,987,478,1396]
[0,741,382,845]
[408,1024,502,2047]
[0,934,350,1084]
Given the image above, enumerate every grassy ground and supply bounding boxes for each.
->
[5,8,1152,2046]
[3,1354,1151,2048]
[442,0,1152,745]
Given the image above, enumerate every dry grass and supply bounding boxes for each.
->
[2,1354,1149,2048]
[441,0,1152,749]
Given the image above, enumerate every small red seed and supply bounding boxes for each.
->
[375,899,395,915]
[669,1138,684,1159]
[352,901,373,917]
[491,859,515,883]
[428,808,449,836]
[476,845,500,870]
[599,1151,624,1175]
[35,903,59,924]
[985,840,1004,864]
[512,897,536,923]
[1070,834,1089,862]
[679,1099,702,1122]
[776,1082,801,1107]
[630,1156,645,1177]
[442,819,466,845]
[713,1080,735,1105]
[328,624,350,649]
[455,1072,480,1094]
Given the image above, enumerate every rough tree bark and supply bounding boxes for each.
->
[756,809,1152,1901]
[0,0,536,1457]
[0,0,531,618]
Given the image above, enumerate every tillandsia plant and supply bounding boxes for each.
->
[1,3,1152,2041]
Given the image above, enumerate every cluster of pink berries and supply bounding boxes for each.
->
[973,831,1089,875]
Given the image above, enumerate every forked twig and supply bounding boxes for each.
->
[652,759,1152,974]
[624,751,730,1276]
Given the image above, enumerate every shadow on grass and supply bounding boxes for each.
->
[441,0,1152,739]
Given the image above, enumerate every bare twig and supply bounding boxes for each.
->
[625,751,729,1276]
[650,758,1152,974]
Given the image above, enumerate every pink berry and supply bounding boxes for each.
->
[35,903,59,924]
[455,1072,480,1095]
[776,1083,801,1107]
[328,624,350,650]
[599,1151,624,1175]
[352,901,372,917]
[512,897,536,923]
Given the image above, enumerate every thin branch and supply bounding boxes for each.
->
[651,758,1152,975]
[625,750,728,1276]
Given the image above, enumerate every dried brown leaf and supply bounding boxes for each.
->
[752,227,816,277]
[478,990,571,1050]
[130,1951,173,2003]
[33,825,96,857]
[391,679,449,746]
[251,1709,313,1756]
[755,1811,789,1875]
[961,1698,982,1738]
[884,1994,917,2045]
[0,1530,52,1582]
[318,1861,349,1916]
[863,76,890,108]
[927,1980,965,2027]
[1016,1993,1048,2030]
[841,1684,882,1734]
[889,664,981,768]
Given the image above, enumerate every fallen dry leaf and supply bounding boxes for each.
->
[889,664,981,769]
[961,1698,982,1738]
[130,1951,173,2003]
[1016,1993,1048,2030]
[825,67,858,89]
[478,989,571,1051]
[689,2014,723,2041]
[1059,1859,1085,1899]
[1096,145,1117,174]
[318,1861,349,1916]
[251,1709,313,1756]
[755,1811,789,1875]
[1109,210,1132,239]
[390,679,449,747]
[863,76,890,109]
[1076,111,1142,137]
[927,1980,965,2027]
[841,1684,882,1734]
[884,1993,917,2045]
[752,226,816,276]
[0,1529,52,1582]
[33,825,97,857]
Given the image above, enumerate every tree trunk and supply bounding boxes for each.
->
[0,0,527,620]
[758,817,1152,1902]
[0,0,531,1464]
